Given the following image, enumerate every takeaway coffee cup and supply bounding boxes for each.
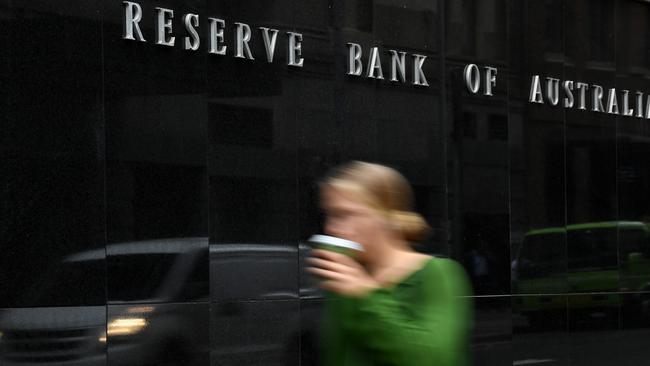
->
[308,234,363,257]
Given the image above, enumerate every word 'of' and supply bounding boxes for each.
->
[464,64,498,96]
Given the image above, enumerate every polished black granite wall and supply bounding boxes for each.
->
[1,0,650,365]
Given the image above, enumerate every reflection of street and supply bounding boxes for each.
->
[471,306,512,366]
[472,304,650,365]
[513,328,650,366]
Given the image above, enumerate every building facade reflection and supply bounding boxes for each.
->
[2,1,650,366]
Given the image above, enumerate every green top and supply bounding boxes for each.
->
[323,257,473,366]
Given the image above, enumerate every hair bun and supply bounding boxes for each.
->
[391,211,430,242]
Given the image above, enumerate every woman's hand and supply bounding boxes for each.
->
[306,249,379,298]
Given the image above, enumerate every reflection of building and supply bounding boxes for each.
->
[446,0,510,295]
[3,1,650,366]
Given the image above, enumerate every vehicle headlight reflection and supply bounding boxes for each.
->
[98,331,107,343]
[106,318,148,337]
[100,306,154,342]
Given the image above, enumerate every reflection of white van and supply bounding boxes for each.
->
[0,238,209,366]
[0,240,321,366]
[209,243,322,366]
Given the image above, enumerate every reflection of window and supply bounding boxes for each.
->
[488,114,507,141]
[209,104,273,148]
[568,228,618,271]
[343,0,373,32]
[210,249,296,299]
[211,176,293,243]
[463,112,477,138]
[646,14,650,66]
[619,228,649,259]
[543,0,563,49]
[518,233,566,279]
[109,254,177,302]
[588,1,614,61]
[179,252,209,301]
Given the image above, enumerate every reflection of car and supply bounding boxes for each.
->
[0,238,209,366]
[0,239,321,366]
[209,243,322,366]
[513,222,650,326]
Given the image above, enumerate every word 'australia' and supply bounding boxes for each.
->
[346,43,429,87]
[122,1,304,67]
[529,75,650,118]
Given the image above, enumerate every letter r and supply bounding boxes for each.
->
[123,1,146,42]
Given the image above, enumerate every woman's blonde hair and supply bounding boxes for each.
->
[321,161,430,242]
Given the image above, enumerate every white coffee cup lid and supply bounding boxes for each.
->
[308,235,363,251]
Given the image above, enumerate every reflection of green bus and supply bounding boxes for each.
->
[513,221,650,324]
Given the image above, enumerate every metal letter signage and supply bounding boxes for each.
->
[259,27,279,63]
[234,22,254,60]
[606,88,619,115]
[412,54,428,87]
[389,51,406,83]
[123,1,145,42]
[621,90,634,117]
[121,1,435,87]
[183,14,200,51]
[155,7,175,47]
[526,75,650,119]
[287,32,304,67]
[575,82,589,110]
[367,47,384,79]
[122,1,306,67]
[545,77,560,106]
[121,0,649,105]
[465,64,481,94]
[465,64,498,96]
[345,43,429,86]
[208,18,227,55]
[563,80,574,108]
[484,67,497,97]
[347,43,363,76]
